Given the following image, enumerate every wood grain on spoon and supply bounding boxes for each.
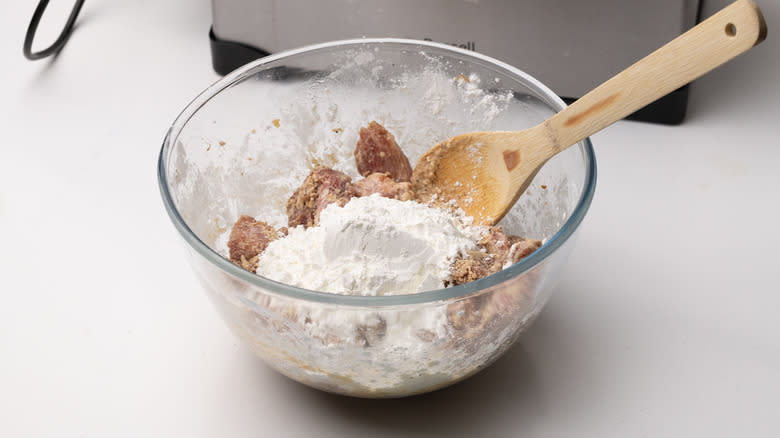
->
[411,0,767,225]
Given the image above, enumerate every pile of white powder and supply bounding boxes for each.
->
[256,194,486,296]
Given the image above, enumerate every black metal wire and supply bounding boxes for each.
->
[23,0,86,60]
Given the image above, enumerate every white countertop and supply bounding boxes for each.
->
[1,0,778,436]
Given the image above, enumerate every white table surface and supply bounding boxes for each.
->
[1,1,778,436]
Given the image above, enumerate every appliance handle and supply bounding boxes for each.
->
[23,0,86,60]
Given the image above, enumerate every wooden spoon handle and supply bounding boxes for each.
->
[542,0,766,152]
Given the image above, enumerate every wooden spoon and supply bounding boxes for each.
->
[411,0,767,225]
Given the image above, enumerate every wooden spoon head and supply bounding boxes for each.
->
[411,131,545,226]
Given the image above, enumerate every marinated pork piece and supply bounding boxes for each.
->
[286,168,357,228]
[353,172,414,201]
[506,235,542,264]
[228,215,280,271]
[447,250,496,287]
[447,227,542,286]
[446,228,542,338]
[354,121,413,182]
[447,277,536,340]
[354,314,387,347]
[447,293,491,335]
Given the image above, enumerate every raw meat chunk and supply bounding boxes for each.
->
[447,227,542,287]
[354,121,413,182]
[353,172,414,201]
[228,216,280,270]
[445,228,542,338]
[286,168,357,228]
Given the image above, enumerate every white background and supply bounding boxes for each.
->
[1,0,778,436]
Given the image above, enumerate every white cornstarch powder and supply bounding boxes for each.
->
[256,194,487,295]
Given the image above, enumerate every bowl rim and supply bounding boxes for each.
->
[157,37,597,306]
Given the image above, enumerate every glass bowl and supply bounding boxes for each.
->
[158,38,596,398]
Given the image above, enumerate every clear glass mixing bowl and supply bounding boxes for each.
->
[158,38,596,398]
